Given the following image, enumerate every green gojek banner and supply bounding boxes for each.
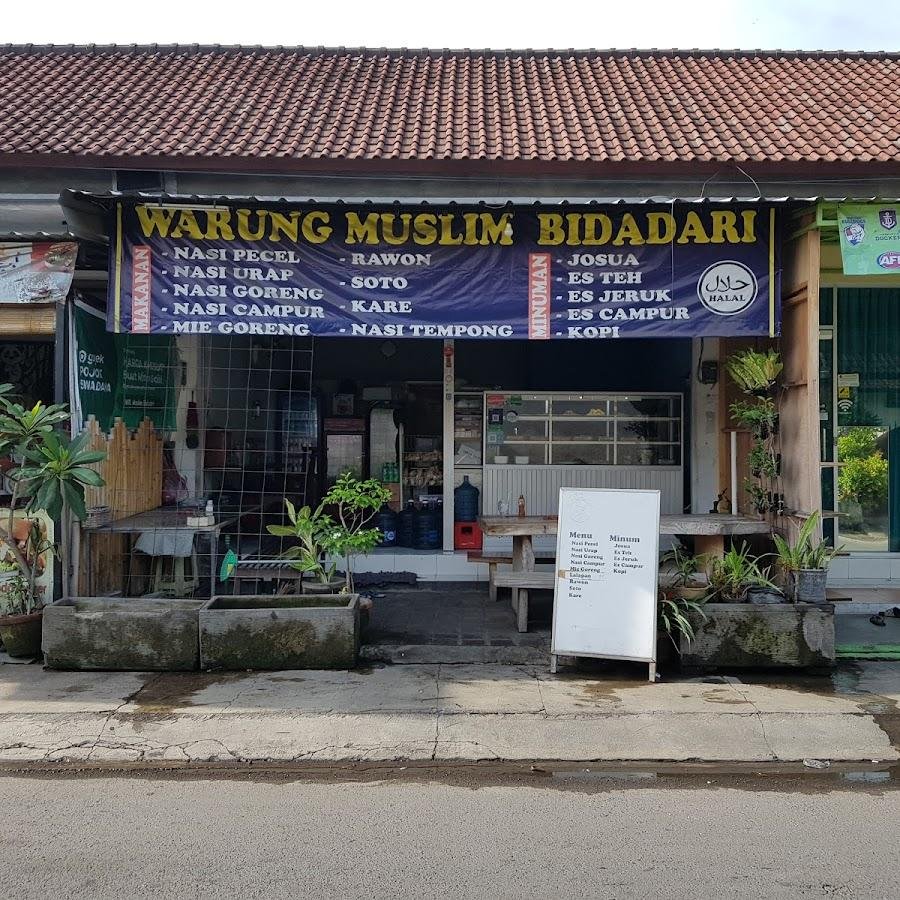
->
[118,337,178,430]
[837,204,900,275]
[72,298,178,431]
[73,297,118,429]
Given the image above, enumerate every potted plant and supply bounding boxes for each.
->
[266,499,344,594]
[656,588,706,670]
[661,543,708,601]
[0,385,105,657]
[725,348,783,396]
[748,442,780,479]
[745,480,773,515]
[658,591,706,652]
[319,473,392,593]
[705,542,777,603]
[773,510,839,604]
[730,398,779,439]
[201,474,391,672]
[680,542,833,670]
[0,563,40,657]
[268,474,392,595]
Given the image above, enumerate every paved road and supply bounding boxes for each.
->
[2,770,897,899]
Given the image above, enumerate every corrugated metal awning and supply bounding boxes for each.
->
[64,188,806,207]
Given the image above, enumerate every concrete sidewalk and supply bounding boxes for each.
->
[0,662,898,766]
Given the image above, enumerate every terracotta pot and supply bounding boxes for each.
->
[0,609,43,658]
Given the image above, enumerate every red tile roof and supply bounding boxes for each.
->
[2,45,900,169]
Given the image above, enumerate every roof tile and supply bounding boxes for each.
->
[1,45,899,166]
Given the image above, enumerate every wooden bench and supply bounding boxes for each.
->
[467,551,555,602]
[493,569,556,632]
[232,559,305,593]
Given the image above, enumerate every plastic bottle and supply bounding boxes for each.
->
[454,475,480,522]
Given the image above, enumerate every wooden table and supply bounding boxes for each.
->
[658,514,772,558]
[478,516,559,632]
[478,514,772,631]
[83,506,256,597]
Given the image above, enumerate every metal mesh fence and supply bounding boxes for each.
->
[76,332,316,599]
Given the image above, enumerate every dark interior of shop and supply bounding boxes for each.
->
[202,335,693,556]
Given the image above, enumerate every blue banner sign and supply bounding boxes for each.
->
[108,202,780,339]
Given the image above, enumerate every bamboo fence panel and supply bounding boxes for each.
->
[79,416,163,594]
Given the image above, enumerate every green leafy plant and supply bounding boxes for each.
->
[730,398,778,438]
[270,474,392,593]
[839,453,888,512]
[266,499,339,586]
[727,349,783,520]
[706,543,776,602]
[321,473,392,592]
[837,428,888,514]
[0,384,106,610]
[744,480,772,514]
[15,431,107,522]
[658,592,707,649]
[748,441,779,478]
[0,571,31,617]
[836,426,882,461]
[661,543,703,586]
[725,348,783,394]
[772,510,840,573]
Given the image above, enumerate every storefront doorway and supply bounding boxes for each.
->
[311,335,692,571]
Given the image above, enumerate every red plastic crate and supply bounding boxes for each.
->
[453,522,482,550]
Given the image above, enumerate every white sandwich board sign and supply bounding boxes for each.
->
[550,487,661,681]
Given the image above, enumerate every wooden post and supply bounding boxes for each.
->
[442,340,454,552]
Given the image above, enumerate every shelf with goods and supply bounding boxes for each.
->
[402,438,442,498]
[483,391,683,467]
[453,391,484,470]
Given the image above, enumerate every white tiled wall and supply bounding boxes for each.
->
[333,549,492,582]
[828,554,899,586]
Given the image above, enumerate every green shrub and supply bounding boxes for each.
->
[837,426,881,461]
[838,451,888,512]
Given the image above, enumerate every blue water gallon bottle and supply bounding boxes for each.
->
[414,505,441,550]
[454,475,480,522]
[377,505,399,547]
[398,501,417,548]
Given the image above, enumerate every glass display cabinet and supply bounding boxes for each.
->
[483,392,682,466]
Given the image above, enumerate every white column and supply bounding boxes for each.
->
[690,337,720,513]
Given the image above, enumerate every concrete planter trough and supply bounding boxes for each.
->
[680,602,835,672]
[199,594,359,670]
[42,597,205,671]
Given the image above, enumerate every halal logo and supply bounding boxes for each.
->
[880,209,898,230]
[697,261,758,317]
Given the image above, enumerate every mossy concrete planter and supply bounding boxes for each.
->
[680,602,835,671]
[42,597,204,671]
[199,594,359,670]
